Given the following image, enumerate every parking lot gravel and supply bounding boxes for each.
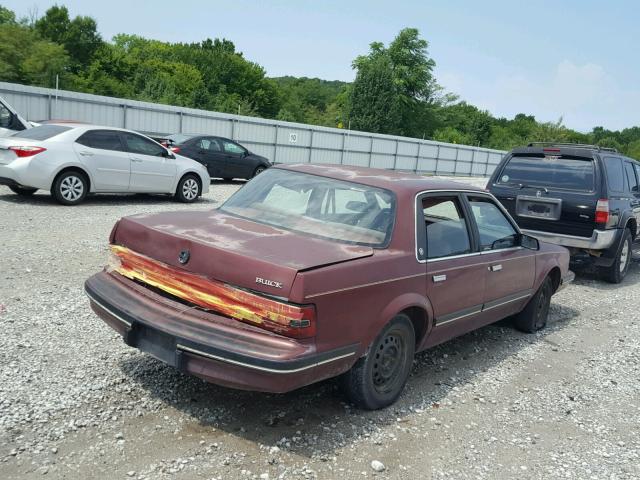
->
[1,176,639,480]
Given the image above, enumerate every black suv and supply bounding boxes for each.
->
[488,143,639,283]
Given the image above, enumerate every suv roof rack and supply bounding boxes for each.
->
[526,142,618,153]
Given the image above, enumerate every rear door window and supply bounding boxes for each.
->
[624,161,638,192]
[422,196,471,259]
[603,157,625,192]
[76,130,123,151]
[497,155,595,191]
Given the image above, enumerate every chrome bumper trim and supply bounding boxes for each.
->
[522,228,616,250]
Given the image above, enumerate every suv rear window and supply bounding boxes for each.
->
[12,125,72,140]
[497,155,595,191]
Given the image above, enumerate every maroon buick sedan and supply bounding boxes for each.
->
[85,164,573,409]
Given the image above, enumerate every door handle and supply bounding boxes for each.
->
[131,158,143,163]
[432,274,447,283]
[79,151,93,157]
[489,264,503,272]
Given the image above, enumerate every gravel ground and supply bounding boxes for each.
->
[1,175,639,480]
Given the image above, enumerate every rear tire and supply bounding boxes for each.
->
[513,277,553,333]
[52,171,88,206]
[341,314,415,410]
[175,174,201,203]
[599,229,632,284]
[9,185,37,196]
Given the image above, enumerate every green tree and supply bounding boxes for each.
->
[0,5,16,24]
[35,5,102,71]
[0,23,69,86]
[348,28,438,136]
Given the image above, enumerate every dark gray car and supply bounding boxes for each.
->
[165,134,271,181]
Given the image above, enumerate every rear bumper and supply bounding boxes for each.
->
[0,176,20,187]
[84,271,358,393]
[522,228,616,250]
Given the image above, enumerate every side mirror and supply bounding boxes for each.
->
[161,148,175,159]
[520,234,540,250]
[243,149,250,157]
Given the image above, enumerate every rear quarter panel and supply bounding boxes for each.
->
[292,249,431,360]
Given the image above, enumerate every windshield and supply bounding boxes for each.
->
[12,125,72,141]
[497,155,595,191]
[220,169,396,247]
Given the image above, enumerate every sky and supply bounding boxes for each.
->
[5,0,639,132]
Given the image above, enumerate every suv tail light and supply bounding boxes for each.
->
[107,245,317,339]
[170,146,180,153]
[595,199,609,224]
[9,146,47,158]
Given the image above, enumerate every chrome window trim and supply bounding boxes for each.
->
[414,189,524,264]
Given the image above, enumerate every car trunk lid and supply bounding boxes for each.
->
[111,209,374,299]
[491,151,599,238]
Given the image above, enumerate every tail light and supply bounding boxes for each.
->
[9,146,47,158]
[595,199,609,224]
[170,146,180,153]
[107,245,316,339]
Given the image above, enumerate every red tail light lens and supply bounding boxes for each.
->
[595,199,609,224]
[107,245,316,338]
[9,146,47,158]
[170,146,180,153]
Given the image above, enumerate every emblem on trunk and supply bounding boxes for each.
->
[178,249,190,264]
[256,277,283,289]
[536,190,542,197]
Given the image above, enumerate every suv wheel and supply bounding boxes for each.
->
[9,185,38,196]
[513,277,553,333]
[600,229,632,283]
[341,314,415,410]
[52,171,88,206]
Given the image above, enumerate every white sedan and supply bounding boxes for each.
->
[0,124,210,205]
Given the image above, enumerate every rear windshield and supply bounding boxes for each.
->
[12,125,72,141]
[497,155,595,191]
[220,169,396,247]
[166,133,195,145]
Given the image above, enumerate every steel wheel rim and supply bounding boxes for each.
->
[182,178,199,200]
[535,285,550,330]
[372,331,406,394]
[60,175,84,201]
[619,240,630,273]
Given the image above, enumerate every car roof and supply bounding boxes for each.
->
[275,164,484,194]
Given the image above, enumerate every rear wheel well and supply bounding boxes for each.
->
[626,218,637,239]
[52,167,91,192]
[400,307,429,348]
[548,267,561,293]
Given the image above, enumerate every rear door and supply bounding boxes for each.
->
[122,132,176,192]
[420,193,486,344]
[491,152,599,238]
[464,194,535,317]
[74,129,131,191]
[196,137,226,178]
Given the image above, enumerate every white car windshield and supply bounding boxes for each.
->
[220,169,396,247]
